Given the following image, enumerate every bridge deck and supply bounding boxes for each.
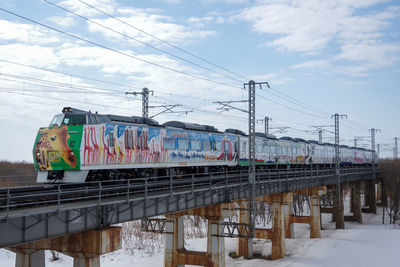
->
[0,166,375,248]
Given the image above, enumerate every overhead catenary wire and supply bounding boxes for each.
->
[0,90,142,113]
[43,0,244,84]
[0,7,241,90]
[0,59,136,89]
[77,0,249,81]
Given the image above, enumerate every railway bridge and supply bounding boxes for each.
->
[0,165,378,267]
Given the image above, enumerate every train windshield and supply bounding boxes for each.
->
[49,114,64,127]
[62,115,86,125]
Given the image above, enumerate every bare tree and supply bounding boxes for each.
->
[380,159,400,224]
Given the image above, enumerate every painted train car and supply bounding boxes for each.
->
[33,107,374,183]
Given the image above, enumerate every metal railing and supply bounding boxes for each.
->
[0,166,374,220]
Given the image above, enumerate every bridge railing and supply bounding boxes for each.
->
[0,165,375,221]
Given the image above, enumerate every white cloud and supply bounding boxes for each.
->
[234,1,400,74]
[87,9,216,45]
[290,60,330,69]
[0,44,60,68]
[0,20,61,44]
[47,16,76,27]
[59,0,117,17]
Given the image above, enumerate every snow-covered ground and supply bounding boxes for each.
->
[1,207,399,267]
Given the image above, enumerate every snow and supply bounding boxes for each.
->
[1,207,399,266]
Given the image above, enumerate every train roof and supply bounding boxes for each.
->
[225,128,247,136]
[162,121,219,132]
[323,142,335,146]
[107,115,159,126]
[62,107,159,126]
[307,140,319,144]
[280,136,294,142]
[294,138,307,143]
[255,132,277,139]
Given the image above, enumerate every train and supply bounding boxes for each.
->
[33,107,375,183]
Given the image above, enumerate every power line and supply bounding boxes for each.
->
[0,7,241,89]
[77,0,249,81]
[261,86,331,116]
[0,59,135,89]
[0,90,142,112]
[256,93,329,119]
[44,0,244,84]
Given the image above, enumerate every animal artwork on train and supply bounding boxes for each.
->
[33,107,375,183]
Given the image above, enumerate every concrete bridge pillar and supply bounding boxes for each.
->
[255,193,286,260]
[236,200,253,259]
[7,248,45,267]
[164,216,184,267]
[363,180,377,213]
[270,198,285,260]
[283,192,294,239]
[346,181,362,223]
[164,203,233,267]
[207,219,225,267]
[8,227,121,267]
[309,188,321,238]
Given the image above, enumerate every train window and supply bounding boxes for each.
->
[242,142,247,153]
[125,130,134,149]
[50,114,64,127]
[191,140,201,150]
[163,138,176,149]
[234,141,237,152]
[256,144,262,153]
[214,141,221,151]
[177,139,189,150]
[62,115,86,125]
[263,144,269,153]
[203,140,211,151]
[108,132,114,147]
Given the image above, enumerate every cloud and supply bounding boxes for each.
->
[233,1,400,74]
[87,8,216,45]
[290,60,330,69]
[59,0,117,17]
[0,20,61,44]
[47,16,76,27]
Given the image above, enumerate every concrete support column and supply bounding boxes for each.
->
[364,180,377,213]
[283,193,294,239]
[72,255,100,267]
[353,182,362,223]
[207,219,225,267]
[376,182,382,203]
[8,249,45,267]
[164,216,185,267]
[270,201,285,260]
[8,227,121,267]
[236,200,253,259]
[335,184,345,229]
[310,189,321,238]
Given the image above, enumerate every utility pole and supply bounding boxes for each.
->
[395,137,398,159]
[377,144,380,159]
[243,80,269,258]
[304,125,334,144]
[332,113,347,229]
[369,128,381,214]
[257,116,272,135]
[125,87,153,118]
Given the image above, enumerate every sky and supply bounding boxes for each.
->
[0,0,399,161]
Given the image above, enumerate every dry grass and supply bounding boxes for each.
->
[0,161,36,187]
